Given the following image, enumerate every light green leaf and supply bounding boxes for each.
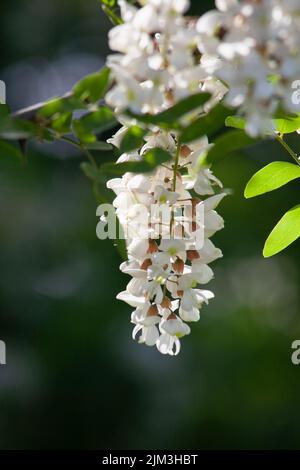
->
[181,104,230,144]
[273,116,300,134]
[206,130,257,164]
[226,113,300,135]
[73,67,111,103]
[101,148,171,175]
[39,95,85,118]
[51,112,72,134]
[245,161,300,199]
[225,115,246,130]
[263,204,300,257]
[119,125,147,153]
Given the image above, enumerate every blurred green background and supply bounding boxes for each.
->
[1,0,300,450]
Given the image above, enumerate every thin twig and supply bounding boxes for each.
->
[275,133,300,166]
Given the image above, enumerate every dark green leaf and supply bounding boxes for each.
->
[85,141,113,151]
[245,161,300,198]
[0,117,39,140]
[73,107,117,144]
[206,130,257,164]
[0,104,10,120]
[81,162,106,184]
[127,93,211,130]
[0,139,24,163]
[120,126,147,153]
[81,162,113,204]
[181,104,230,144]
[73,67,111,103]
[263,204,300,257]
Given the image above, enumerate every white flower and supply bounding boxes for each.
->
[131,304,161,346]
[157,314,191,355]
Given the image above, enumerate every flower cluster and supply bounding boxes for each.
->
[106,0,227,115]
[105,0,226,355]
[197,0,300,136]
[107,131,225,355]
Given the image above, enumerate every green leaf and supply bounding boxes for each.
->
[0,117,39,140]
[181,104,230,144]
[100,0,117,6]
[127,93,211,130]
[263,204,300,257]
[273,116,300,134]
[85,141,113,151]
[245,161,300,199]
[0,104,10,120]
[206,130,257,164]
[73,67,111,103]
[39,95,85,118]
[81,162,113,205]
[51,112,72,134]
[73,107,117,144]
[101,148,171,175]
[80,162,105,184]
[225,115,246,130]
[226,113,300,135]
[0,139,24,163]
[120,126,147,153]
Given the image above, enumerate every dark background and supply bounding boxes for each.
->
[1,0,300,450]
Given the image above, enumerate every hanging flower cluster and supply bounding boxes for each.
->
[197,0,300,136]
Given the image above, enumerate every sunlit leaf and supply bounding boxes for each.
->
[263,204,300,257]
[273,115,300,134]
[225,115,246,130]
[245,162,300,198]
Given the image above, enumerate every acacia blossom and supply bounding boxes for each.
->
[197,0,300,136]
[105,0,226,355]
